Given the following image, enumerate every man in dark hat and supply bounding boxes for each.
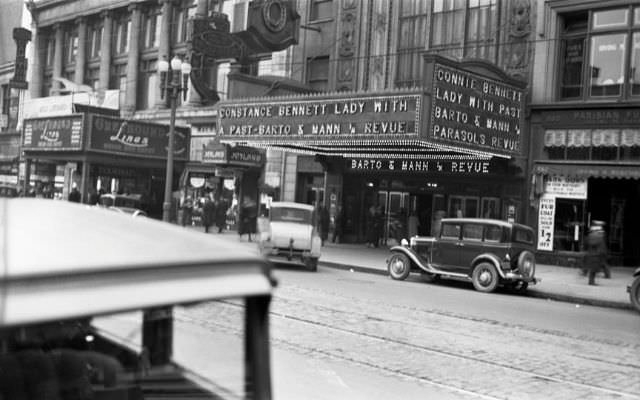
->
[585,220,611,285]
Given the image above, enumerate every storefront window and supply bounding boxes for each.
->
[631,33,640,95]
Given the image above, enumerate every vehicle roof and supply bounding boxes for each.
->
[0,199,273,328]
[441,218,533,231]
[269,201,315,211]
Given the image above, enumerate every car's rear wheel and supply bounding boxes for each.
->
[388,253,411,280]
[630,276,640,312]
[305,257,318,272]
[472,262,499,293]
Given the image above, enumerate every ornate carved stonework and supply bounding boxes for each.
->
[337,1,358,90]
[505,0,531,78]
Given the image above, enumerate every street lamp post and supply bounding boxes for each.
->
[158,55,191,223]
[143,55,191,368]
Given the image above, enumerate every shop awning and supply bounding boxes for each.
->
[534,162,640,179]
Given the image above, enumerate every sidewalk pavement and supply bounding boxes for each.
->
[187,225,636,311]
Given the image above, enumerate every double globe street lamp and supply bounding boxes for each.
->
[158,55,191,223]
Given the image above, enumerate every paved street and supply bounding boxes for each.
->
[169,228,640,399]
[176,267,639,399]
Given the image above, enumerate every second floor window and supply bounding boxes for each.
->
[142,7,161,49]
[63,27,78,65]
[395,0,429,88]
[43,34,55,67]
[310,0,333,22]
[137,60,157,110]
[87,21,103,59]
[113,15,130,55]
[560,6,640,100]
[172,1,195,44]
[307,56,329,91]
[430,0,498,61]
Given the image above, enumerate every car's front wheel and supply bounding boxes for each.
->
[472,262,499,293]
[388,253,411,280]
[630,276,640,312]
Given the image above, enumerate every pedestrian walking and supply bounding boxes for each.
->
[319,205,330,246]
[365,205,377,248]
[181,196,193,227]
[202,195,216,233]
[585,220,611,285]
[215,198,227,233]
[68,185,81,203]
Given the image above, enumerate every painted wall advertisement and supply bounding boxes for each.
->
[537,195,556,251]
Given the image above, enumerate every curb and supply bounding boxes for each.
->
[319,261,632,311]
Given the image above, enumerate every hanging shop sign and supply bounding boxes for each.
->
[22,115,84,151]
[537,195,556,251]
[345,158,493,175]
[87,115,189,160]
[202,143,265,167]
[544,176,587,199]
[202,142,227,163]
[227,146,265,167]
[427,59,525,157]
[217,92,421,141]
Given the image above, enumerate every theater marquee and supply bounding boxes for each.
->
[426,56,526,157]
[217,93,421,141]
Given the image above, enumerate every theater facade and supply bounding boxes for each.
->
[218,55,529,243]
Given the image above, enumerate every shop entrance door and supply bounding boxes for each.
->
[378,191,409,244]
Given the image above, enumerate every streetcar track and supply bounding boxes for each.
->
[282,283,640,351]
[177,302,640,399]
[266,308,640,399]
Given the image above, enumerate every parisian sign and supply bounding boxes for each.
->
[217,93,421,141]
[429,62,525,157]
[88,115,189,160]
[22,115,84,151]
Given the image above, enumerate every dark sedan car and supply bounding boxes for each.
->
[387,218,538,293]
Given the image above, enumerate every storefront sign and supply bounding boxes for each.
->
[217,93,420,141]
[88,115,189,160]
[227,146,265,167]
[429,63,525,157]
[202,142,227,163]
[544,176,587,199]
[22,115,84,151]
[537,196,556,251]
[345,158,492,174]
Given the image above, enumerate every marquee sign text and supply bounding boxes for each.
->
[217,94,420,141]
[430,63,524,156]
[346,158,492,174]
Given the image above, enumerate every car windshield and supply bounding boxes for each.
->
[0,302,247,399]
[270,207,312,224]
